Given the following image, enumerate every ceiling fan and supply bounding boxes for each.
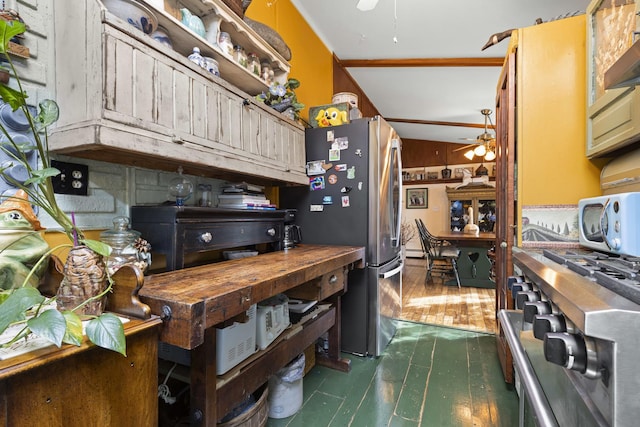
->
[454,109,496,161]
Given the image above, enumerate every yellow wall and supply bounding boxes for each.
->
[517,16,604,206]
[244,1,334,122]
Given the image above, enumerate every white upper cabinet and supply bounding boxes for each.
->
[49,0,306,185]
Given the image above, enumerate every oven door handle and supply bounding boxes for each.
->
[498,310,559,427]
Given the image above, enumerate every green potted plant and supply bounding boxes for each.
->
[0,20,126,355]
[255,78,305,120]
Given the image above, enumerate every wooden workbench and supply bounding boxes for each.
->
[139,244,365,425]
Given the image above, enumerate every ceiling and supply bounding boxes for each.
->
[290,0,591,146]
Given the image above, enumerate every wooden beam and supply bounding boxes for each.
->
[385,118,495,130]
[338,57,504,68]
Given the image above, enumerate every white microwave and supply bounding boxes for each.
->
[578,192,640,257]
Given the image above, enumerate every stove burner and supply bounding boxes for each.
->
[543,249,640,305]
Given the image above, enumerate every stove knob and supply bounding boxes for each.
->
[522,301,551,323]
[515,290,541,310]
[544,332,587,373]
[200,232,213,243]
[507,276,524,290]
[511,281,531,294]
[533,314,567,339]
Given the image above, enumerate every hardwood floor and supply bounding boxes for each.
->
[399,257,496,334]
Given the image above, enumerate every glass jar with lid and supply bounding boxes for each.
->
[203,57,220,76]
[217,31,234,57]
[233,45,248,68]
[247,53,261,76]
[100,216,145,274]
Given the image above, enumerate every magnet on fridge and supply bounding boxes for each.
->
[310,204,324,212]
[341,196,350,207]
[336,136,348,149]
[335,164,347,172]
[355,149,362,157]
[309,176,325,191]
[329,149,340,161]
[340,186,352,193]
[331,141,340,150]
[306,160,327,176]
[326,130,334,142]
[347,166,356,179]
[328,174,338,185]
[358,182,363,190]
[322,195,333,204]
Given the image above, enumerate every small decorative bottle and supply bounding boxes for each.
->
[187,47,205,68]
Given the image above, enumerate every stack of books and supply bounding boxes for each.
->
[217,182,277,210]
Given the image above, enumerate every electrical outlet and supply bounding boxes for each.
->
[51,160,89,196]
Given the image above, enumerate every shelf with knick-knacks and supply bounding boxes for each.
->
[142,0,291,95]
[402,163,496,184]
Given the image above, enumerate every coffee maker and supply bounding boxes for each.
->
[283,209,302,249]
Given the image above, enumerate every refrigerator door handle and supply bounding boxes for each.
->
[379,262,404,279]
[392,138,402,246]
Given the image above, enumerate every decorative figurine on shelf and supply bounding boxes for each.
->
[313,106,349,128]
[0,190,49,289]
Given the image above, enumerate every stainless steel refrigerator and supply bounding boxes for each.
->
[280,117,403,356]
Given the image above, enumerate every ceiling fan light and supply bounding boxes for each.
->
[464,149,475,160]
[484,150,496,161]
[356,0,379,11]
[474,144,487,156]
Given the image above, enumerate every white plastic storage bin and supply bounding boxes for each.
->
[216,304,257,375]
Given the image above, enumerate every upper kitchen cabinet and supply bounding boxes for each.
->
[49,0,307,185]
[587,0,640,158]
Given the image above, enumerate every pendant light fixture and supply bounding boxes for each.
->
[357,0,379,11]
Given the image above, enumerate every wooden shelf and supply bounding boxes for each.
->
[403,177,496,185]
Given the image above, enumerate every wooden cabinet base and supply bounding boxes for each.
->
[0,319,161,427]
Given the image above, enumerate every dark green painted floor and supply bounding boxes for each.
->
[267,320,519,427]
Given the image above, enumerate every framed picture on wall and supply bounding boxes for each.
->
[406,188,428,209]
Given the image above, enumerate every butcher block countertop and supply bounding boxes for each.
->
[139,244,365,349]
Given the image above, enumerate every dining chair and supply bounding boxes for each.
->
[415,219,461,288]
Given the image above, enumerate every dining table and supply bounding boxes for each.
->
[435,231,496,288]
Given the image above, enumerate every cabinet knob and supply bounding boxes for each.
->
[243,98,250,106]
[267,227,276,236]
[200,232,213,243]
[329,275,338,284]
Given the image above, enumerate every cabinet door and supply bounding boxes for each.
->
[587,0,640,157]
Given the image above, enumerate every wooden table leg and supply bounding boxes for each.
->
[190,327,218,426]
[315,293,351,372]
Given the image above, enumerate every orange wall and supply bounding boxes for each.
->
[517,16,604,205]
[245,1,333,122]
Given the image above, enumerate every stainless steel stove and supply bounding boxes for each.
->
[499,247,640,427]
